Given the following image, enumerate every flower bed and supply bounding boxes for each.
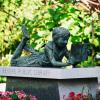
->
[63,89,100,100]
[0,91,37,100]
[0,89,100,100]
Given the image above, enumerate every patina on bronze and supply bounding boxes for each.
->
[11,25,91,68]
[11,25,71,68]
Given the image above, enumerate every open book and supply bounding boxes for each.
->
[69,43,91,65]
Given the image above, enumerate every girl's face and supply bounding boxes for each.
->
[54,35,69,48]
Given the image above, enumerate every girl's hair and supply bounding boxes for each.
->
[52,27,70,39]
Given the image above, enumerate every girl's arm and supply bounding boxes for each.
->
[64,49,70,59]
[50,57,70,67]
[45,45,70,67]
[65,49,74,65]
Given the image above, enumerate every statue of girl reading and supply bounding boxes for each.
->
[11,25,71,68]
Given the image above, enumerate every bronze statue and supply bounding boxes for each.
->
[11,25,71,68]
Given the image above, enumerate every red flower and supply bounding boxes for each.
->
[5,91,13,96]
[0,91,37,100]
[0,97,8,100]
[63,94,72,100]
[76,93,83,100]
[17,92,26,100]
[74,95,79,100]
[66,97,73,100]
[64,92,75,100]
[83,94,89,100]
[69,92,75,97]
[30,95,37,100]
[76,93,82,97]
[7,98,12,100]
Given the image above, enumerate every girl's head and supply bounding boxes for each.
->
[52,27,70,48]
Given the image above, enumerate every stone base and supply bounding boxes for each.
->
[6,77,60,100]
[6,77,98,100]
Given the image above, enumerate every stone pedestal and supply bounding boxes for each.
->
[0,67,100,100]
[6,77,98,100]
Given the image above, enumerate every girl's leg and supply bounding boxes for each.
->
[12,25,29,60]
[11,37,28,60]
[11,25,30,67]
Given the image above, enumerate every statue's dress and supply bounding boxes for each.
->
[11,41,67,67]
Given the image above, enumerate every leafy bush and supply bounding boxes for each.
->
[0,77,6,83]
[0,0,99,66]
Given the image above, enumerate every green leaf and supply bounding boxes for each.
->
[69,7,76,13]
[32,33,40,39]
[26,95,30,100]
[46,22,55,29]
[96,27,100,32]
[71,36,81,43]
[93,38,99,47]
[48,9,56,16]
[59,0,65,3]
[60,13,68,20]
[11,94,19,100]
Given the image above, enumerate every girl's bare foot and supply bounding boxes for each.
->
[22,24,30,40]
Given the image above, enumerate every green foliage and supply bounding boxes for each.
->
[0,76,6,83]
[0,0,99,69]
[11,94,19,100]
